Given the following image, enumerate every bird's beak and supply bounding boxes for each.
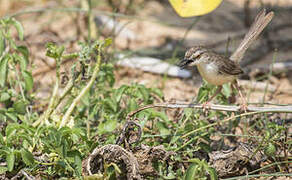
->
[178,58,192,69]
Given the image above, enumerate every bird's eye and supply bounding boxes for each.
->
[196,53,202,59]
[191,53,201,60]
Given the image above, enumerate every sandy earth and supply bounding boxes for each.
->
[1,0,291,178]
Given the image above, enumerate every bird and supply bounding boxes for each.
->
[179,46,245,109]
[179,9,274,110]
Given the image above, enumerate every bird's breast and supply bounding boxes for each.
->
[197,62,236,85]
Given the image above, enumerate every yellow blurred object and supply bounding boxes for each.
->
[169,0,222,17]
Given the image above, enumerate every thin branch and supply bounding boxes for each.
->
[33,51,63,127]
[121,102,292,145]
[127,102,292,120]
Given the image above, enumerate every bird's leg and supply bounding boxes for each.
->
[202,85,222,110]
[228,83,236,103]
[232,80,248,112]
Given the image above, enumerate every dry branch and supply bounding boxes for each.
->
[127,102,292,119]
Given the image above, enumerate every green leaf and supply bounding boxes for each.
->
[151,110,169,122]
[151,88,164,99]
[222,83,231,97]
[156,121,170,135]
[5,112,17,122]
[11,18,24,41]
[13,100,27,114]
[128,99,138,112]
[98,119,117,134]
[8,38,17,50]
[0,133,4,145]
[0,33,4,57]
[6,151,15,172]
[74,153,82,177]
[196,87,208,103]
[46,42,64,59]
[103,119,117,132]
[17,46,29,61]
[22,70,33,91]
[16,46,29,70]
[264,143,277,157]
[104,98,117,112]
[0,56,9,87]
[103,38,112,47]
[114,85,128,102]
[19,134,33,147]
[81,91,90,106]
[184,163,197,180]
[207,167,218,180]
[6,123,18,137]
[198,142,211,153]
[21,148,34,166]
[0,92,10,102]
[138,86,150,102]
[0,166,8,174]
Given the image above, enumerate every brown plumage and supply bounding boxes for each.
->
[210,53,244,76]
[179,46,244,84]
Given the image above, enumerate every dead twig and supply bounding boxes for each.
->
[126,103,292,120]
[117,102,292,148]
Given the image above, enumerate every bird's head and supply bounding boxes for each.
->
[179,46,208,68]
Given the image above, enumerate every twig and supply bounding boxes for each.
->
[52,76,77,115]
[126,102,292,120]
[33,56,78,127]
[11,169,35,180]
[122,102,291,145]
[223,173,292,180]
[33,49,63,127]
[20,170,35,180]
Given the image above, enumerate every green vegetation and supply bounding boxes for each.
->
[0,1,291,179]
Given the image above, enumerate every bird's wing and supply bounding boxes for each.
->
[215,55,244,75]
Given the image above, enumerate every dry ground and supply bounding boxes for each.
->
[4,0,291,105]
[1,0,291,178]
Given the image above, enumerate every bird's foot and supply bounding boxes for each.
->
[202,101,211,113]
[239,103,248,113]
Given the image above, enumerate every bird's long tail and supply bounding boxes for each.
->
[230,9,274,63]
